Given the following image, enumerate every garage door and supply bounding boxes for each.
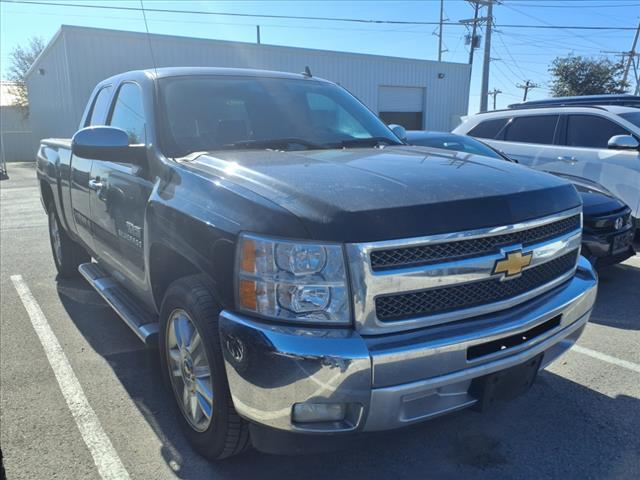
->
[378,86,425,130]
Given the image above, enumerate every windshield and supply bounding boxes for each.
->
[158,75,402,156]
[619,111,640,129]
[408,133,504,160]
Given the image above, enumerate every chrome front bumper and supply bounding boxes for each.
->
[219,256,597,434]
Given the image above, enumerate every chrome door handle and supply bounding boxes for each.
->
[88,178,104,191]
[557,156,577,163]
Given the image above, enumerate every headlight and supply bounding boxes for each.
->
[236,233,350,324]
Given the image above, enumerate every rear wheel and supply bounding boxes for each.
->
[47,208,90,278]
[159,275,250,460]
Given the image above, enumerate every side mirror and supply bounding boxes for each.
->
[607,134,639,150]
[388,124,407,142]
[72,126,146,163]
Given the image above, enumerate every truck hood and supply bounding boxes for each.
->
[184,146,581,242]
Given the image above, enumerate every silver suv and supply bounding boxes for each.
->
[454,105,640,228]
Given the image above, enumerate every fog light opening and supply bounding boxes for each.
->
[292,403,347,423]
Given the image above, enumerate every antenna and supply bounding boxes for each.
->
[140,0,159,77]
[302,66,312,77]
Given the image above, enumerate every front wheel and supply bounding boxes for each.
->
[48,208,90,278]
[159,275,250,460]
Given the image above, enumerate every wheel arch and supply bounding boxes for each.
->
[148,242,211,311]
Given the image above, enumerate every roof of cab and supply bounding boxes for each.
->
[101,66,333,85]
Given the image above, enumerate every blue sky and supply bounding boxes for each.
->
[0,0,638,112]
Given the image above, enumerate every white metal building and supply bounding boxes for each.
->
[26,25,471,144]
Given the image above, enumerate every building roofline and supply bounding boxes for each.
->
[25,27,66,80]
[26,24,469,81]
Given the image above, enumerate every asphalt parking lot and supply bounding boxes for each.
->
[1,162,639,480]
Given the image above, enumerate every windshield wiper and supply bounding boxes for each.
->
[331,137,403,148]
[222,138,328,151]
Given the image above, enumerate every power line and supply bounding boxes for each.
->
[0,0,637,30]
[512,2,640,7]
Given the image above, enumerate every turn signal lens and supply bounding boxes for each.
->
[238,279,257,310]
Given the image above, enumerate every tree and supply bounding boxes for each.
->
[6,37,45,113]
[549,55,628,97]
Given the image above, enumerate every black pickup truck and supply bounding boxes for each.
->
[37,67,598,459]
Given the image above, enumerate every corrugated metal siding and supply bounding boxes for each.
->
[26,31,76,142]
[0,106,38,162]
[28,26,470,140]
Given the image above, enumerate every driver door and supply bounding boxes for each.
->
[89,82,152,291]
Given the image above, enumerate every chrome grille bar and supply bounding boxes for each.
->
[345,207,583,335]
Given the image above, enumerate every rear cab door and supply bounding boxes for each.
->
[89,80,153,294]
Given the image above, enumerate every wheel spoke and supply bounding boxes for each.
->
[195,377,213,404]
[188,331,202,355]
[190,393,198,421]
[196,391,212,420]
[168,348,182,377]
[182,384,190,410]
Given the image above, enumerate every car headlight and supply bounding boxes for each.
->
[235,233,350,324]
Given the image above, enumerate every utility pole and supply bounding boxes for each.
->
[256,25,261,44]
[516,80,538,102]
[489,88,501,110]
[622,21,640,86]
[467,1,480,66]
[479,0,494,112]
[438,0,444,62]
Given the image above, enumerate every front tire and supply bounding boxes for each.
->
[159,275,250,460]
[47,208,90,278]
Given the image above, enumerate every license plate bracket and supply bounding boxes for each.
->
[470,354,543,412]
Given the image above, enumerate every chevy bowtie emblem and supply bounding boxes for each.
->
[493,250,533,279]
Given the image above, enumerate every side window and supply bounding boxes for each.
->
[467,118,508,139]
[306,92,368,138]
[86,86,113,126]
[566,115,628,149]
[108,83,146,144]
[504,115,559,144]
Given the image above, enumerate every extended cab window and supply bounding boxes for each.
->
[87,85,113,126]
[109,83,146,144]
[504,115,559,144]
[467,118,508,139]
[565,115,628,148]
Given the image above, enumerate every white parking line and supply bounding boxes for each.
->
[11,275,130,480]
[572,344,640,374]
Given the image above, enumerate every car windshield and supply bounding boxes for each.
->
[619,111,640,129]
[408,133,504,159]
[158,75,402,156]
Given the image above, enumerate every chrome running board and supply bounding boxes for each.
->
[78,263,158,346]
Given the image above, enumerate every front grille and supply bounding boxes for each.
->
[584,208,630,233]
[375,250,579,322]
[370,214,580,271]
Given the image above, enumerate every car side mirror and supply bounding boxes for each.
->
[72,126,146,163]
[388,124,407,142]
[607,134,639,150]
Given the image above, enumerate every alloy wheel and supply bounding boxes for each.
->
[166,309,214,432]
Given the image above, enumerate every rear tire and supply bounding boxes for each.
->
[159,275,250,460]
[47,208,90,278]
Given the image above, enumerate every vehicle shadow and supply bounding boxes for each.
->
[591,256,640,330]
[56,276,640,480]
